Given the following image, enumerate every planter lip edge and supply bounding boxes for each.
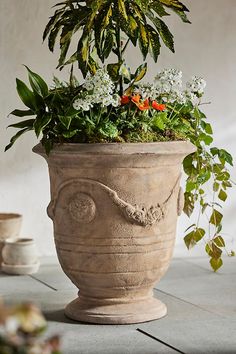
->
[4,237,34,245]
[33,140,196,157]
[0,213,22,222]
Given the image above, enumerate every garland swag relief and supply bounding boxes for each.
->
[47,175,182,227]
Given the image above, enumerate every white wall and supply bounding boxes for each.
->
[0,0,235,256]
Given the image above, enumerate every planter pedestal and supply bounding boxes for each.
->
[65,297,167,324]
[33,142,195,324]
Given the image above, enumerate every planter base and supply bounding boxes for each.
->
[65,296,167,324]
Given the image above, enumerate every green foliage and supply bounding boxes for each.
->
[5,0,235,272]
[43,0,190,78]
[6,66,235,271]
[182,106,234,271]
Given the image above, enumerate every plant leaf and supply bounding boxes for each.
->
[5,128,32,151]
[9,109,34,117]
[24,66,49,97]
[16,79,37,110]
[8,119,35,129]
[59,116,73,129]
[218,189,227,202]
[210,257,223,272]
[210,209,223,226]
[213,236,225,248]
[34,114,52,138]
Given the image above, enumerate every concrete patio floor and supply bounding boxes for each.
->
[1,256,236,354]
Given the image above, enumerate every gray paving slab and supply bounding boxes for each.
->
[46,322,177,354]
[31,263,76,291]
[0,272,53,296]
[2,257,235,354]
[2,288,77,312]
[183,256,236,275]
[153,290,220,320]
[156,258,236,317]
[139,317,236,354]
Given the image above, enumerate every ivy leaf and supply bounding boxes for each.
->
[63,129,78,138]
[183,192,194,217]
[218,189,227,202]
[201,121,213,135]
[210,209,223,226]
[184,231,196,249]
[206,242,222,259]
[199,133,213,146]
[152,112,167,131]
[99,121,119,138]
[213,182,220,192]
[59,116,73,129]
[219,149,233,166]
[197,170,211,185]
[184,228,205,249]
[213,236,225,248]
[210,257,223,272]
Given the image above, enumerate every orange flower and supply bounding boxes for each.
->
[121,95,130,105]
[152,101,166,111]
[131,95,141,104]
[138,98,150,111]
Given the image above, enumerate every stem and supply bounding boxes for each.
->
[116,28,124,96]
[122,39,130,54]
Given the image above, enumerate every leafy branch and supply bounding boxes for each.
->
[43,0,190,77]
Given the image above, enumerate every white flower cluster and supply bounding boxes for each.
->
[73,69,120,111]
[155,68,183,94]
[136,69,206,105]
[134,83,158,100]
[186,75,206,95]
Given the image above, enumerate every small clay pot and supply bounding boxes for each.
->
[2,238,39,275]
[0,213,22,266]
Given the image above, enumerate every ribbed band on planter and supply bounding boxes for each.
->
[33,141,195,324]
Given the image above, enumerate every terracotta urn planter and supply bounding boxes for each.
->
[33,141,195,324]
[0,213,22,267]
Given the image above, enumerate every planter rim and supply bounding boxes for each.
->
[33,140,196,156]
[0,213,22,222]
[4,238,34,245]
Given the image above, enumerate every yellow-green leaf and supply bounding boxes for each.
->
[210,257,223,272]
[213,236,225,248]
[210,209,223,226]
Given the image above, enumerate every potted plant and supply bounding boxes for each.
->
[5,0,234,324]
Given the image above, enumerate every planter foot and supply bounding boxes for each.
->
[65,297,167,324]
